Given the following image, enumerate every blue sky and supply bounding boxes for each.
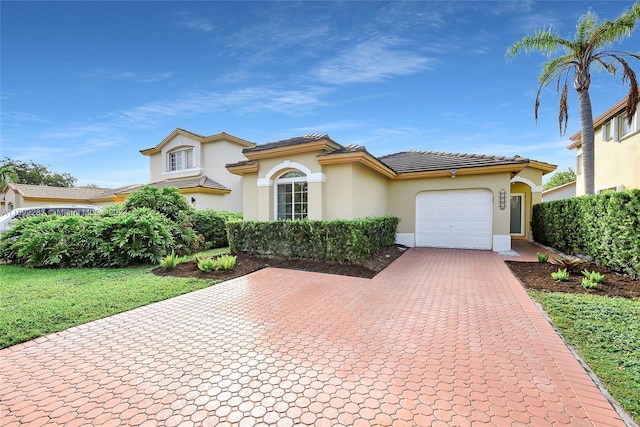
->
[2,1,639,187]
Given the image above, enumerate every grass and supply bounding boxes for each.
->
[529,291,640,423]
[0,262,219,349]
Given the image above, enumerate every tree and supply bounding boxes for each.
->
[507,3,640,194]
[0,166,18,191]
[543,168,576,190]
[0,157,77,187]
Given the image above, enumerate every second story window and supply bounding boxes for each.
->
[168,148,194,172]
[618,113,635,139]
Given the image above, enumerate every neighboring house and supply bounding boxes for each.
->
[568,89,640,195]
[542,181,576,202]
[0,183,139,213]
[226,134,556,252]
[139,128,255,212]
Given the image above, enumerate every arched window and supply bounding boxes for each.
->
[276,170,307,220]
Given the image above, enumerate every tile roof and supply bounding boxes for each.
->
[378,151,529,174]
[243,133,339,153]
[5,183,119,200]
[149,176,230,192]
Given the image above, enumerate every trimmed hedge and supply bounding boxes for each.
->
[186,210,242,249]
[532,190,640,276]
[227,216,400,263]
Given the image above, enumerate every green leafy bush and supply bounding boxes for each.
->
[551,256,583,272]
[124,185,192,222]
[186,210,242,249]
[551,268,570,282]
[0,206,193,268]
[532,190,640,276]
[227,216,400,263]
[581,278,598,289]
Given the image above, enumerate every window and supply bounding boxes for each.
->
[276,171,308,220]
[510,194,524,236]
[576,154,583,175]
[617,113,636,140]
[601,121,612,141]
[167,148,194,172]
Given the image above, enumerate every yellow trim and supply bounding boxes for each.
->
[243,139,342,160]
[392,163,527,180]
[226,162,260,176]
[140,129,255,155]
[527,160,557,174]
[317,152,396,179]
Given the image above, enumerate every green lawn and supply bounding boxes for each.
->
[0,263,218,349]
[529,291,640,423]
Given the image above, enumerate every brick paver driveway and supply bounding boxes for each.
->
[1,246,627,426]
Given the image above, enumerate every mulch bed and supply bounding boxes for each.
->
[153,245,639,299]
[507,261,639,299]
[152,245,408,281]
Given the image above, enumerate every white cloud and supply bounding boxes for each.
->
[311,37,435,85]
[85,69,174,83]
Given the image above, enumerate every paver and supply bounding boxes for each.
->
[0,243,627,426]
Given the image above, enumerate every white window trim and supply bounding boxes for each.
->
[510,193,525,237]
[166,147,196,173]
[274,170,308,220]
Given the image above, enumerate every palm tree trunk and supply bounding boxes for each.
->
[577,88,595,194]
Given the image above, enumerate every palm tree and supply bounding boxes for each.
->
[0,166,18,191]
[507,3,640,194]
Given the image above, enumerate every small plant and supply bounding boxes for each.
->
[582,277,598,289]
[197,257,219,272]
[196,254,237,272]
[551,268,570,282]
[582,269,605,284]
[536,252,549,263]
[216,254,237,270]
[551,256,583,271]
[159,250,187,269]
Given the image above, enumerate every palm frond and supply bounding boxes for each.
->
[610,54,640,123]
[590,3,640,47]
[506,28,572,59]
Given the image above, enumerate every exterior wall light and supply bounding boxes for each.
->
[499,189,507,210]
[450,168,457,179]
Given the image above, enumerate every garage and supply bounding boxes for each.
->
[415,189,493,250]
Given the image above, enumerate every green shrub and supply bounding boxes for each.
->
[533,190,640,276]
[124,185,192,222]
[186,210,242,249]
[581,278,598,289]
[216,254,237,270]
[227,216,400,263]
[0,206,193,268]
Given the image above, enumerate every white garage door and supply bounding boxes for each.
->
[416,189,493,250]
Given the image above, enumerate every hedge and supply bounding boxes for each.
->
[532,189,640,276]
[186,210,242,249]
[0,206,199,268]
[227,216,400,263]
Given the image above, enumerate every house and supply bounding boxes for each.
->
[0,183,139,212]
[139,128,255,211]
[568,89,640,195]
[226,134,556,252]
[542,181,576,202]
